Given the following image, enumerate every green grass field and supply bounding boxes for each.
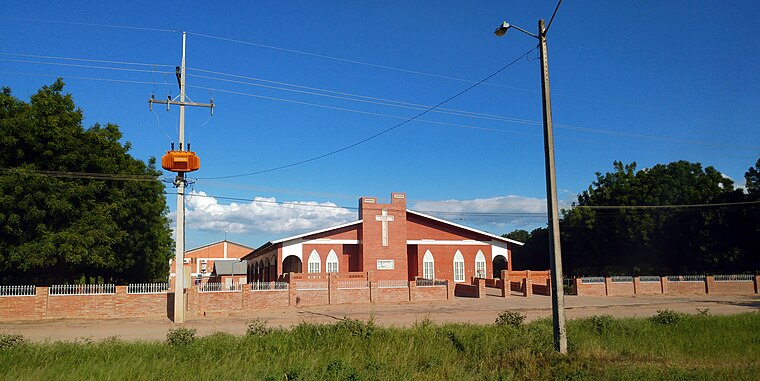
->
[1,311,759,380]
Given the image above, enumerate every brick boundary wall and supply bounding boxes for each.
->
[2,275,757,321]
[573,275,760,297]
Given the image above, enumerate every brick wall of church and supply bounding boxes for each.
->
[415,244,492,281]
[359,193,409,281]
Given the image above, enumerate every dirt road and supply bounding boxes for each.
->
[2,292,758,342]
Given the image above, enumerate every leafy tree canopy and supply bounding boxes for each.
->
[559,160,758,276]
[0,80,173,285]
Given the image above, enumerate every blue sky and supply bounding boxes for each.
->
[2,1,759,249]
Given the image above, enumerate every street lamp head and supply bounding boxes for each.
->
[494,21,510,37]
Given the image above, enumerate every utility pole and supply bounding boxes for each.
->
[538,18,567,354]
[149,31,214,323]
[495,7,567,354]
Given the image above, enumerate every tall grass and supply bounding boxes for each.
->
[0,312,758,380]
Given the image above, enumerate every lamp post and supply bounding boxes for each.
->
[495,18,568,354]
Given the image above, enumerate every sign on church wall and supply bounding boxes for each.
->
[377,260,395,270]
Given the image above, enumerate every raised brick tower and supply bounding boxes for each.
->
[359,193,408,281]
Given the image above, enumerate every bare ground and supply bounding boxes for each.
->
[2,290,758,342]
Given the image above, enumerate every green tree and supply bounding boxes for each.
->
[502,229,530,243]
[0,80,173,285]
[561,160,757,275]
[746,157,760,198]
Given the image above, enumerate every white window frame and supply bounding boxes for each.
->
[453,250,465,283]
[326,249,339,273]
[475,250,486,279]
[308,250,321,273]
[422,250,435,280]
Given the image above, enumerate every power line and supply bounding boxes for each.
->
[0,17,178,33]
[0,58,174,75]
[196,48,536,180]
[187,69,543,125]
[176,191,549,216]
[4,69,757,153]
[187,31,538,95]
[0,71,157,86]
[0,52,174,68]
[573,201,760,210]
[0,167,164,182]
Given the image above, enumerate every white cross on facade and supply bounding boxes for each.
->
[375,209,394,246]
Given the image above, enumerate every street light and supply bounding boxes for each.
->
[494,17,568,354]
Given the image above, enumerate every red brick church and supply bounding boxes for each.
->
[244,193,522,284]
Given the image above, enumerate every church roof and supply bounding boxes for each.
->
[245,220,363,259]
[185,239,256,253]
[406,210,524,246]
[247,209,523,260]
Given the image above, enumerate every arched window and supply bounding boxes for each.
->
[422,250,435,280]
[326,250,339,273]
[475,250,486,278]
[453,250,465,283]
[308,250,321,273]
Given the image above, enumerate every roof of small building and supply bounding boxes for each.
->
[213,260,248,275]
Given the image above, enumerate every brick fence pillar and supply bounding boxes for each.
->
[36,286,49,317]
[408,281,416,302]
[633,276,640,295]
[660,276,668,294]
[705,275,715,294]
[523,278,532,297]
[500,270,509,297]
[446,280,455,300]
[545,278,552,297]
[573,278,581,296]
[369,281,377,302]
[115,285,127,317]
[755,275,760,294]
[604,276,612,296]
[477,278,486,298]
[328,273,337,305]
[288,276,296,307]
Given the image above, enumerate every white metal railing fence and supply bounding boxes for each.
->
[639,276,661,282]
[127,283,169,294]
[416,278,447,287]
[611,276,633,283]
[378,280,408,289]
[50,284,115,295]
[250,282,289,291]
[199,282,243,292]
[337,280,369,289]
[295,281,328,291]
[667,275,706,282]
[581,277,605,284]
[0,285,36,297]
[714,274,754,282]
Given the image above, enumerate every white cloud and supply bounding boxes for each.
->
[412,195,549,231]
[183,191,356,234]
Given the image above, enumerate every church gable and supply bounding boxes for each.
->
[303,223,360,241]
[406,212,495,242]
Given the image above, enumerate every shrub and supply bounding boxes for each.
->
[0,333,26,349]
[166,327,196,346]
[650,309,684,325]
[412,316,435,329]
[246,318,271,336]
[495,311,526,327]
[335,317,375,338]
[589,315,615,334]
[696,307,710,316]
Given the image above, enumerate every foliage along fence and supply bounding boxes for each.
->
[573,275,760,296]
